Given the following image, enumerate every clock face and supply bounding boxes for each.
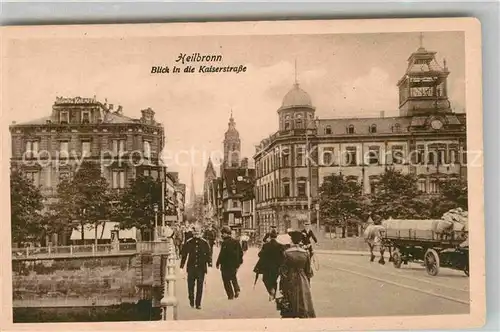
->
[431,119,443,130]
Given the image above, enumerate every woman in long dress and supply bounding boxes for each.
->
[278,230,316,318]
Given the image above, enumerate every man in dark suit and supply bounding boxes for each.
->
[203,223,217,255]
[180,226,212,309]
[257,229,284,300]
[262,225,277,243]
[216,226,243,300]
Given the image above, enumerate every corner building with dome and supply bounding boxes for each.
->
[253,43,467,238]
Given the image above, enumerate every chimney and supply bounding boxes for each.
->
[109,104,114,111]
[117,105,123,114]
[380,111,385,118]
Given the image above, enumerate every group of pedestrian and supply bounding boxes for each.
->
[179,224,244,309]
[178,220,318,319]
[255,222,318,318]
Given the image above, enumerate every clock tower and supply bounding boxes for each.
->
[397,33,452,117]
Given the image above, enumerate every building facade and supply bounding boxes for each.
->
[253,43,467,239]
[10,96,166,243]
[175,183,186,224]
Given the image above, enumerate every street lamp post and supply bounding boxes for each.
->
[305,117,320,226]
[315,203,320,233]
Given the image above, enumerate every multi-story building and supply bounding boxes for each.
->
[10,96,166,243]
[175,183,186,224]
[165,172,180,223]
[254,41,467,239]
[203,114,256,234]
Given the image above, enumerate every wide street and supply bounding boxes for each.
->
[175,247,469,320]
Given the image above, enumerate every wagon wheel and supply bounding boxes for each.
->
[424,249,440,276]
[392,248,402,269]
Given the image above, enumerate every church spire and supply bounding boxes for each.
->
[189,168,196,206]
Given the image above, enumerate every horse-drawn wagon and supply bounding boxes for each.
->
[381,211,469,277]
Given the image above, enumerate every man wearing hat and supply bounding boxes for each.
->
[301,222,318,257]
[203,223,217,256]
[180,225,212,309]
[216,226,244,300]
[262,225,278,243]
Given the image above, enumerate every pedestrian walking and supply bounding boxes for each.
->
[240,232,250,254]
[300,222,318,258]
[262,225,278,243]
[216,226,243,300]
[203,223,217,255]
[256,229,284,301]
[173,226,184,258]
[276,229,316,318]
[180,226,212,309]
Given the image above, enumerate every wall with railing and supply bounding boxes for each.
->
[12,241,170,260]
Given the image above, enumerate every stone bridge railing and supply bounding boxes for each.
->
[12,242,170,260]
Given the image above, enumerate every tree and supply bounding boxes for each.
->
[318,174,368,238]
[370,168,434,219]
[112,175,162,241]
[49,161,111,245]
[440,177,468,210]
[10,168,44,246]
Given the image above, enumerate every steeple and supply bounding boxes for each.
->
[189,168,196,207]
[223,111,241,169]
[204,157,216,180]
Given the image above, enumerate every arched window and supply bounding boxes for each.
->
[284,121,291,130]
[325,125,332,135]
[369,124,377,133]
[347,124,355,134]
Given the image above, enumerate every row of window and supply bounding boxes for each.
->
[256,178,307,202]
[254,176,443,203]
[23,169,128,189]
[256,144,462,177]
[58,110,92,124]
[282,120,402,134]
[24,139,153,158]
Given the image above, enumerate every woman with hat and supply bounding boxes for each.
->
[276,229,316,318]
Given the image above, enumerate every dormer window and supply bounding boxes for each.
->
[325,126,332,135]
[393,123,401,133]
[369,124,377,133]
[347,124,355,134]
[82,111,90,124]
[60,111,69,124]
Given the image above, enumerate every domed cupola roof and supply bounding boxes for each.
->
[280,83,314,110]
[224,111,239,139]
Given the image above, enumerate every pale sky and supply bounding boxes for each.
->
[4,32,465,198]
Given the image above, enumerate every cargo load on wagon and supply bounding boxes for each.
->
[380,208,469,277]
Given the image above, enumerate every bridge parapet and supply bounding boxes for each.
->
[12,242,169,260]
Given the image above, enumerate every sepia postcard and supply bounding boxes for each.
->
[0,18,485,331]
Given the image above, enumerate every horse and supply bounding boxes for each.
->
[363,224,387,265]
